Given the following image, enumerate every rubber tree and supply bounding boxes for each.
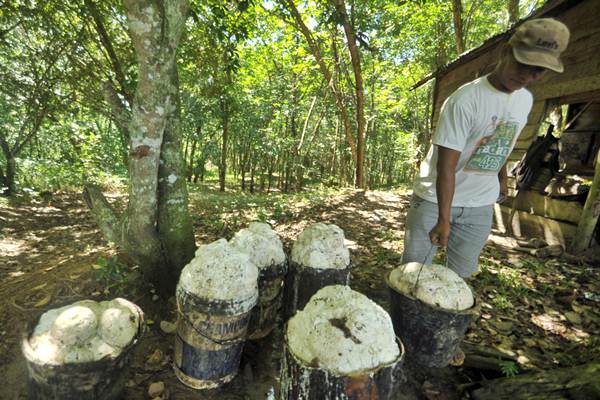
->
[84,0,196,295]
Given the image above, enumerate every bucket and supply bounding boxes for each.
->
[283,261,351,319]
[280,333,405,400]
[248,261,287,340]
[22,301,145,400]
[387,277,478,368]
[174,287,255,389]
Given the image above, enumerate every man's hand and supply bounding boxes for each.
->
[429,220,451,247]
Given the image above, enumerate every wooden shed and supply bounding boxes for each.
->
[418,0,600,252]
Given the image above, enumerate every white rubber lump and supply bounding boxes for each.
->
[229,222,286,270]
[388,262,474,311]
[291,223,350,270]
[28,298,141,365]
[286,285,400,375]
[178,238,259,313]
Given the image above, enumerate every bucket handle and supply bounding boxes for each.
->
[177,310,246,346]
[408,244,464,311]
[408,244,436,294]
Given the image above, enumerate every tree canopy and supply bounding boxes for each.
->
[1,0,546,196]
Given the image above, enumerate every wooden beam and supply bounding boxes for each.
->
[495,204,577,246]
[510,190,583,224]
[570,149,600,252]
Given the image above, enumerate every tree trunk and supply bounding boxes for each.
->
[330,0,366,188]
[186,136,198,181]
[3,156,16,195]
[219,98,228,192]
[570,148,600,253]
[157,64,196,277]
[249,161,256,194]
[452,0,465,55]
[84,0,195,295]
[280,0,357,166]
[471,362,600,400]
[508,0,520,26]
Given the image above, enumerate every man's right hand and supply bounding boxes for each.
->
[429,220,451,247]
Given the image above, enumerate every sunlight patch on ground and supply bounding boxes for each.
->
[365,190,403,204]
[531,313,590,342]
[344,239,357,249]
[0,238,26,256]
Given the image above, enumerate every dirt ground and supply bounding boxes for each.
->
[1,187,599,399]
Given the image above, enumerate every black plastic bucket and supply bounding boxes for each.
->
[280,332,405,400]
[22,301,145,400]
[283,261,351,319]
[387,278,477,368]
[174,287,256,389]
[248,261,287,340]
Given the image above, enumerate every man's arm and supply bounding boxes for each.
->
[430,146,461,247]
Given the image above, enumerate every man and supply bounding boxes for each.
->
[402,18,570,279]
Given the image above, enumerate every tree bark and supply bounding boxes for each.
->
[331,0,366,188]
[85,0,195,295]
[570,148,600,253]
[157,63,196,277]
[452,0,465,55]
[219,97,229,192]
[508,0,520,26]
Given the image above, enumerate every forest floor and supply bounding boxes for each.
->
[1,183,600,399]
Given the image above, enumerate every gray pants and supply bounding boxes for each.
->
[402,195,493,277]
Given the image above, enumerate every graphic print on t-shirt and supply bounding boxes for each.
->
[464,117,518,174]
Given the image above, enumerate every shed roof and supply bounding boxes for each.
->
[412,0,584,90]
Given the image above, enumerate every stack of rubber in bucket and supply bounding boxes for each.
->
[22,298,145,399]
[230,222,287,339]
[387,262,477,367]
[284,223,352,318]
[280,285,404,399]
[174,222,288,389]
[174,238,260,389]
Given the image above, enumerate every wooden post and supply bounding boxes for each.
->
[570,149,600,253]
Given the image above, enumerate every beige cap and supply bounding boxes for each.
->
[508,18,570,73]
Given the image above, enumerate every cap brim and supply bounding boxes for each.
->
[512,45,564,73]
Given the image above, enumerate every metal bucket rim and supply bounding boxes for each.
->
[289,260,354,273]
[177,287,258,315]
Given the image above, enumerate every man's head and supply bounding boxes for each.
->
[491,18,570,92]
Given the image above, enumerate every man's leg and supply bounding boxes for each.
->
[446,204,494,278]
[402,196,439,265]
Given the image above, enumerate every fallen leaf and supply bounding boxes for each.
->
[491,320,514,333]
[33,293,52,308]
[31,283,48,291]
[564,311,582,325]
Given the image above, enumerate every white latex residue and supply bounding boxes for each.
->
[291,223,350,270]
[388,262,474,311]
[28,298,140,365]
[287,285,399,375]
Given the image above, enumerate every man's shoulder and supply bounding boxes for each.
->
[514,87,534,103]
[448,76,490,102]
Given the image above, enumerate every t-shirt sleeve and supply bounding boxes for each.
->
[432,94,474,152]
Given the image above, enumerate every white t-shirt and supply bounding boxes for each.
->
[413,75,533,207]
